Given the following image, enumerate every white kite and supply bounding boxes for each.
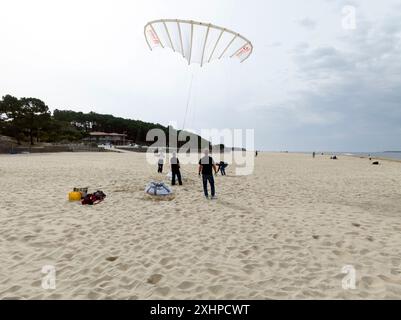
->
[144,19,253,67]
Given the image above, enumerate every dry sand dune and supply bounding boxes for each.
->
[1,152,401,299]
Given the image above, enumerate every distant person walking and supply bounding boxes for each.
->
[312,151,316,158]
[255,150,258,157]
[170,152,182,186]
[157,153,164,173]
[198,149,217,199]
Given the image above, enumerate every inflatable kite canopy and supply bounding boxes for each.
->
[145,182,173,197]
[144,19,253,66]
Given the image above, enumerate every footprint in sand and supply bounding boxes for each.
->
[155,286,170,296]
[360,276,380,289]
[6,285,21,293]
[378,274,401,285]
[147,274,163,285]
[30,280,42,287]
[177,281,195,290]
[63,253,74,260]
[87,291,100,299]
[23,235,36,241]
[266,260,275,267]
[332,250,347,257]
[106,256,119,262]
[352,223,361,227]
[206,268,221,276]
[208,285,223,295]
[117,263,130,271]
[159,257,174,266]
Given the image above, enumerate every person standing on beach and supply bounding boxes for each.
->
[313,151,316,158]
[157,152,164,173]
[198,149,217,199]
[170,152,182,186]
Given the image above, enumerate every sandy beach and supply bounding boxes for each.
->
[1,151,401,299]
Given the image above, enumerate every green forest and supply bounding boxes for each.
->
[0,94,209,147]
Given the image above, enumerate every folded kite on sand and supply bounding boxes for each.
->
[145,182,174,198]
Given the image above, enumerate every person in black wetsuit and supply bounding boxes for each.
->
[170,152,182,186]
[198,149,217,199]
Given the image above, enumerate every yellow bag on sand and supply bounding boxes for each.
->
[68,191,82,201]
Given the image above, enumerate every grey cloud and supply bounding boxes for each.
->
[298,18,317,29]
[292,42,310,53]
[265,42,282,48]
[284,11,401,150]
[294,46,354,76]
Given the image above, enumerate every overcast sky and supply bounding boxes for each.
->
[1,0,400,151]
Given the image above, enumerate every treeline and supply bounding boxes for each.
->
[53,109,167,144]
[0,94,209,147]
[0,95,86,144]
[53,110,210,147]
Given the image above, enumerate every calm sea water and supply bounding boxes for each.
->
[296,151,401,161]
[342,152,401,161]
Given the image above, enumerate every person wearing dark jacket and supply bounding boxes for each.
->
[198,149,217,199]
[170,152,182,186]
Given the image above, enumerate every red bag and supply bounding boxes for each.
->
[81,191,106,205]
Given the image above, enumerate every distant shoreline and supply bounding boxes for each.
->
[282,151,401,163]
[346,154,401,164]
